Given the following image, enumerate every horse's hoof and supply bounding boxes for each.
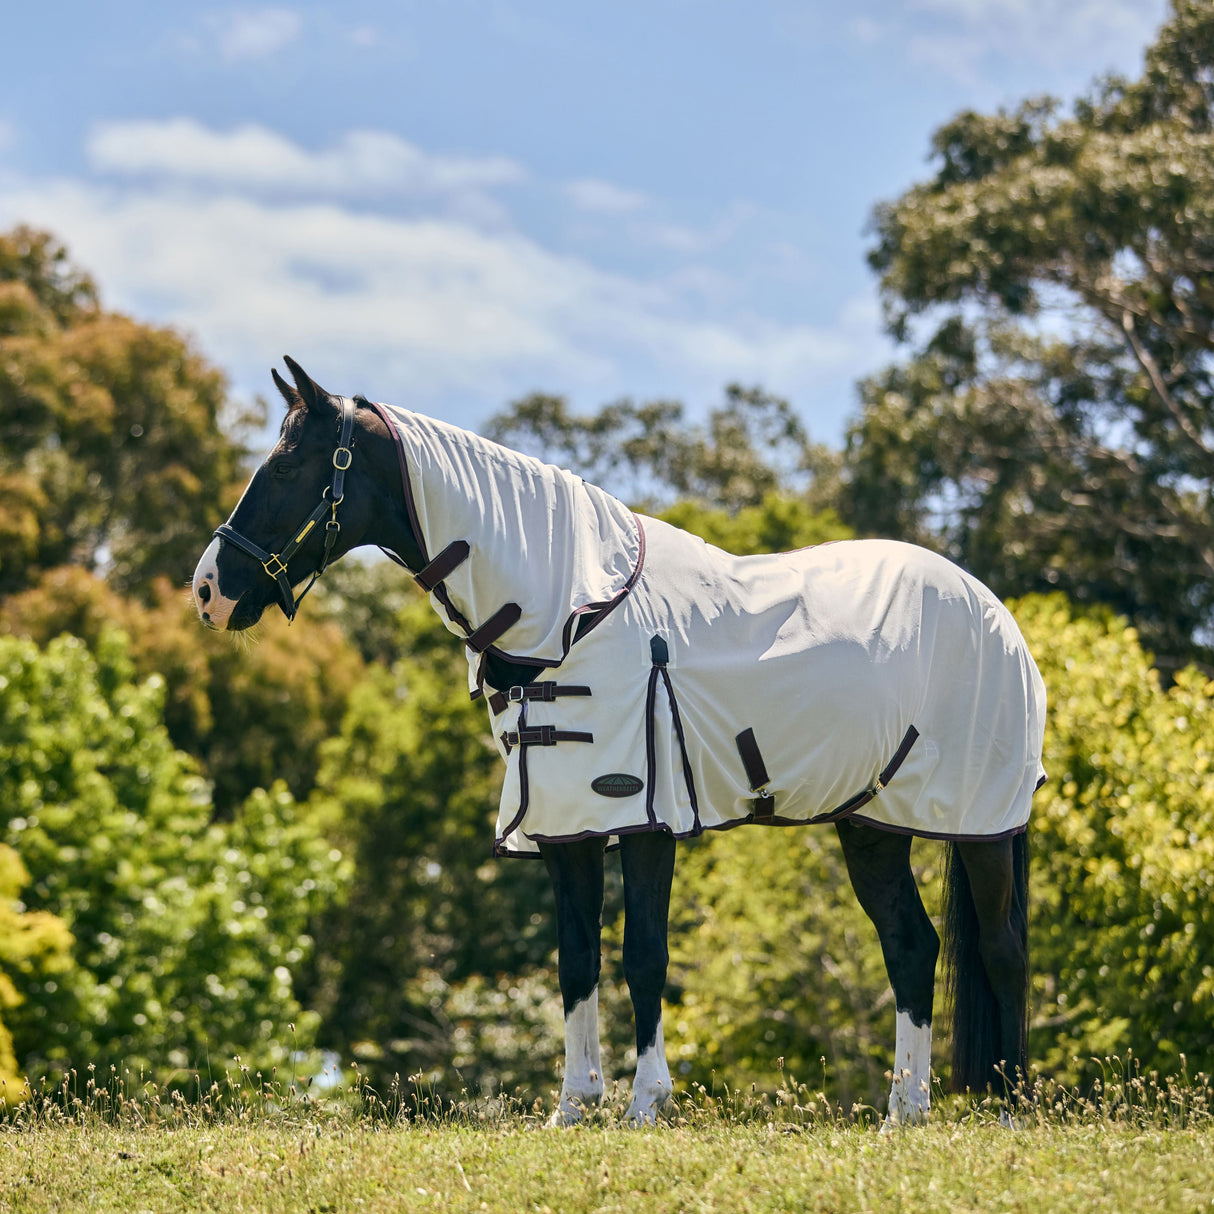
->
[880,1108,928,1133]
[546,1090,600,1127]
[624,1101,660,1126]
[998,1109,1020,1130]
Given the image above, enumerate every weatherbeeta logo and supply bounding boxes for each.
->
[591,773,644,798]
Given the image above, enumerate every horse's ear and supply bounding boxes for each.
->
[283,355,332,412]
[271,367,302,410]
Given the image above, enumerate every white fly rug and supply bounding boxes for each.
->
[372,401,1047,858]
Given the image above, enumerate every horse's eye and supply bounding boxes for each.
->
[271,462,297,479]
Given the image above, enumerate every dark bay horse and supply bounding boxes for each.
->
[192,359,1042,1125]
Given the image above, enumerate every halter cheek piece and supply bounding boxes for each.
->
[213,396,356,622]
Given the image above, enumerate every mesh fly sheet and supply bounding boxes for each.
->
[372,401,1047,858]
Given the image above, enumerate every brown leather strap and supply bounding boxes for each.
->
[466,602,522,653]
[414,539,470,592]
[735,727,775,823]
[488,681,592,715]
[501,725,594,754]
[810,725,921,824]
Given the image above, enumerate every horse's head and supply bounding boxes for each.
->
[192,357,386,631]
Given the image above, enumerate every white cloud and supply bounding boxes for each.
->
[0,173,878,431]
[86,119,525,200]
[907,0,1166,80]
[564,178,648,214]
[213,8,302,61]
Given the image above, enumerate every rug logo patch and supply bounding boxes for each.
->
[591,773,644,798]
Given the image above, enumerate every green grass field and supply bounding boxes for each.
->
[3,1118,1213,1213]
[2,1068,1212,1213]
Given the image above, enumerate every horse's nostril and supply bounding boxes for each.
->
[198,582,212,604]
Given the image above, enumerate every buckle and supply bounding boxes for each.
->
[755,786,773,801]
[263,554,289,579]
[871,777,884,797]
[333,447,353,471]
[508,685,525,703]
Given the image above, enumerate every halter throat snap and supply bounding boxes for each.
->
[214,396,356,622]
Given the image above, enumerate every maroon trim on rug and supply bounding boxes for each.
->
[659,666,701,832]
[807,724,920,825]
[368,401,428,570]
[493,702,532,857]
[643,664,662,829]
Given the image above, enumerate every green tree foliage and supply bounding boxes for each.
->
[0,566,364,813]
[302,596,553,1088]
[486,385,836,512]
[848,0,1214,669]
[0,631,345,1080]
[0,846,73,1090]
[658,494,852,554]
[1020,595,1214,1079]
[0,226,255,599]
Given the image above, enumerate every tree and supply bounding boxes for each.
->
[486,385,836,513]
[848,0,1214,670]
[0,226,256,599]
[0,566,365,814]
[0,631,344,1080]
[0,846,72,1092]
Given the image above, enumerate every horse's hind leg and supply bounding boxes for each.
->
[540,837,607,1125]
[619,829,677,1124]
[836,820,940,1126]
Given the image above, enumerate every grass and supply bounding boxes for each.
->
[1,1062,1212,1213]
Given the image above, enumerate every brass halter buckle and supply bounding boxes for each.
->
[263,554,289,579]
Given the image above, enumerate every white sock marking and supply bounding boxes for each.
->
[549,988,603,1126]
[625,1017,671,1125]
[885,1009,932,1128]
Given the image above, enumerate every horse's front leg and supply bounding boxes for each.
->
[540,837,606,1125]
[620,830,677,1125]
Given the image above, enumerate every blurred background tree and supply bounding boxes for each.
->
[0,227,257,600]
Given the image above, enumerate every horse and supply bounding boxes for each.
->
[192,358,1045,1126]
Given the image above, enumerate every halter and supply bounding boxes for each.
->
[213,396,356,622]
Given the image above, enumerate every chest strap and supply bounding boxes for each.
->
[487,681,592,715]
[414,540,470,592]
[501,725,594,754]
[466,602,522,653]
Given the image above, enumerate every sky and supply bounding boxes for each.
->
[0,0,1171,446]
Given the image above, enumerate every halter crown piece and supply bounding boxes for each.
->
[213,396,356,622]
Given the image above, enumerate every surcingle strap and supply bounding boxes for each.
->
[735,727,774,823]
[467,602,523,653]
[501,725,594,754]
[810,725,921,824]
[487,681,592,715]
[414,539,470,592]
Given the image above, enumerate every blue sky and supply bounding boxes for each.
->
[0,1,1169,443]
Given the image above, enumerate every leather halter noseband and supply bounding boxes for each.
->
[213,396,355,622]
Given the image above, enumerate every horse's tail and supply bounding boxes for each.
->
[941,832,1029,1093]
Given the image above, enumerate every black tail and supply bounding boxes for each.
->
[941,832,1029,1093]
